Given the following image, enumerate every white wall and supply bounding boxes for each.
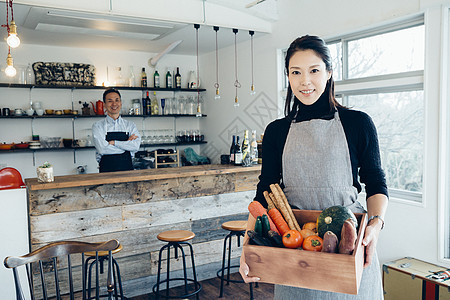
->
[200,0,450,268]
[0,43,202,178]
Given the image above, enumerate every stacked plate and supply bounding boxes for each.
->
[29,141,41,149]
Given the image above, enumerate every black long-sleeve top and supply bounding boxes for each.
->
[255,97,388,207]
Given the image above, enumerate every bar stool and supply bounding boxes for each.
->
[84,244,124,299]
[217,220,255,299]
[152,230,202,299]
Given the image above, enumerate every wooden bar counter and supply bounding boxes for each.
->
[25,164,260,297]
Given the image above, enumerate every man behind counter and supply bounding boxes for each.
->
[92,88,141,172]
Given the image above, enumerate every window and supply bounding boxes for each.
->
[329,17,425,202]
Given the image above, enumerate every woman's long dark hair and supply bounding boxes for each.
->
[284,35,343,118]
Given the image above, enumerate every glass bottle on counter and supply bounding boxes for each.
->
[175,67,182,89]
[142,91,150,115]
[166,69,173,88]
[154,69,160,88]
[230,135,236,164]
[141,68,147,87]
[128,66,136,87]
[25,63,34,84]
[242,130,252,167]
[250,130,258,165]
[234,136,242,166]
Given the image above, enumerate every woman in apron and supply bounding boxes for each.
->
[92,88,141,173]
[240,35,388,299]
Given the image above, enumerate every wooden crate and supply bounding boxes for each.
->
[243,209,367,295]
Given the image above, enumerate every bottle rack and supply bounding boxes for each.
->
[154,150,181,168]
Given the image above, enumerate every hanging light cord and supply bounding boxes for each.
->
[194,24,201,114]
[233,29,241,101]
[250,31,254,87]
[214,27,219,90]
[2,0,10,33]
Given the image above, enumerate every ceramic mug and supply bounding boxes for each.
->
[77,139,87,147]
[2,108,10,116]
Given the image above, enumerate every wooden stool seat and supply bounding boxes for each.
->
[85,244,123,257]
[157,230,195,242]
[222,220,247,232]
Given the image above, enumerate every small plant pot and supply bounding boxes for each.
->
[37,167,54,183]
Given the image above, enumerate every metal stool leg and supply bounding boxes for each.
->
[219,231,231,297]
[184,241,200,300]
[112,258,124,299]
[155,243,169,300]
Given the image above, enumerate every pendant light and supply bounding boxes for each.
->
[5,1,20,49]
[5,51,16,77]
[213,26,220,100]
[233,29,241,108]
[249,31,256,96]
[194,24,202,117]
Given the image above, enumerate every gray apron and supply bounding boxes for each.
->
[275,111,383,300]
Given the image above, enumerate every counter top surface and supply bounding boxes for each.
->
[25,164,261,191]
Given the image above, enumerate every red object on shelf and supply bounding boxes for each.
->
[0,167,25,190]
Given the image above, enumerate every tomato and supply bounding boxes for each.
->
[282,230,303,249]
[302,235,323,252]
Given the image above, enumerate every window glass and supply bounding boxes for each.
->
[348,90,424,195]
[328,42,342,81]
[347,25,425,78]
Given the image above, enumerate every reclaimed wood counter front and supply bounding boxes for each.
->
[25,164,260,297]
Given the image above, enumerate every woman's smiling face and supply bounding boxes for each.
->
[288,49,332,105]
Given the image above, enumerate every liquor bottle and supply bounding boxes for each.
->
[141,67,147,87]
[154,70,160,88]
[242,130,251,167]
[257,134,263,164]
[128,66,136,87]
[142,91,148,115]
[151,91,159,115]
[166,69,173,88]
[229,135,236,164]
[175,67,182,89]
[250,130,258,165]
[234,136,242,166]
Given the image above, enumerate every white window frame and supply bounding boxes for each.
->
[438,5,450,263]
[328,16,425,204]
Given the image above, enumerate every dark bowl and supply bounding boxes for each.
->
[63,139,73,148]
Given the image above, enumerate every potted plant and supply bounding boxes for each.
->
[36,161,54,183]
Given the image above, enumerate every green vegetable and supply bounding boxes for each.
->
[254,216,263,236]
[261,214,271,237]
[267,230,284,247]
[247,230,272,247]
[317,205,358,239]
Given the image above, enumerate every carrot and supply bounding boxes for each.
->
[268,207,290,235]
[248,201,280,234]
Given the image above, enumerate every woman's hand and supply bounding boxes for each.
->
[239,252,260,283]
[362,218,382,268]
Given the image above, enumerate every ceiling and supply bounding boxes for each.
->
[0,1,278,56]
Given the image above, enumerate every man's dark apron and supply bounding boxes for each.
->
[99,131,133,173]
[275,111,383,299]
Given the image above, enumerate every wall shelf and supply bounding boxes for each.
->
[0,141,207,154]
[0,83,206,92]
[0,114,207,119]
